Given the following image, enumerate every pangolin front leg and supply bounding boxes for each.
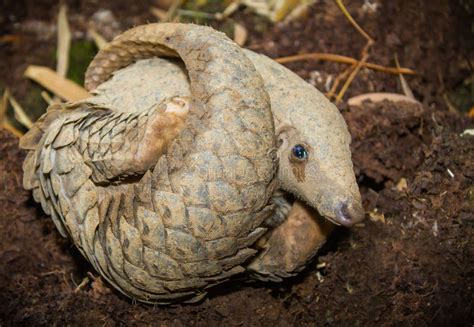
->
[76,97,189,184]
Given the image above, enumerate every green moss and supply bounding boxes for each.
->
[66,40,98,85]
[183,0,228,13]
[178,0,229,24]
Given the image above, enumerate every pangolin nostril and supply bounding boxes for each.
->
[335,201,365,227]
[336,203,352,222]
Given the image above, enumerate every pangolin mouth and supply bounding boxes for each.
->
[293,193,364,227]
[321,215,342,226]
[294,195,343,227]
[303,199,363,228]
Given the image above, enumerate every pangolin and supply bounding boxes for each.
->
[20,23,363,303]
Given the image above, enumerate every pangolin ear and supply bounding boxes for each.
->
[276,123,296,148]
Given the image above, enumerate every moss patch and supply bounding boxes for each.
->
[66,40,98,86]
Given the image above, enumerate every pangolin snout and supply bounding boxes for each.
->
[334,201,365,227]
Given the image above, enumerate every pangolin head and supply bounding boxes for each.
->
[276,97,364,227]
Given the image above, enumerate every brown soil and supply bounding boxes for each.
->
[1,0,473,326]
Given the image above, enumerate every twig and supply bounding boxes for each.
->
[336,42,372,103]
[275,53,415,75]
[332,0,375,102]
[334,0,374,43]
[326,63,356,99]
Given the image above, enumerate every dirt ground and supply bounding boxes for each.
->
[0,0,473,326]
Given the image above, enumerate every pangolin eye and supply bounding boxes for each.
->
[292,144,308,161]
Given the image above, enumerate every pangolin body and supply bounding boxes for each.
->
[21,23,363,303]
[21,24,276,303]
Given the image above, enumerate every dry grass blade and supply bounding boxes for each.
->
[41,91,56,106]
[276,52,416,75]
[233,22,248,46]
[56,4,71,78]
[88,28,108,50]
[0,91,23,136]
[7,89,33,129]
[273,0,301,22]
[24,66,91,102]
[221,0,241,19]
[150,6,168,21]
[394,55,415,99]
[164,0,183,22]
[284,0,315,23]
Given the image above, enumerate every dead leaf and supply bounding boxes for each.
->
[74,276,90,293]
[369,209,385,223]
[233,22,248,46]
[461,129,474,137]
[150,6,168,21]
[243,0,303,22]
[56,4,71,78]
[24,65,91,102]
[432,221,439,237]
[348,92,421,107]
[284,0,313,22]
[395,178,408,192]
[345,282,354,294]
